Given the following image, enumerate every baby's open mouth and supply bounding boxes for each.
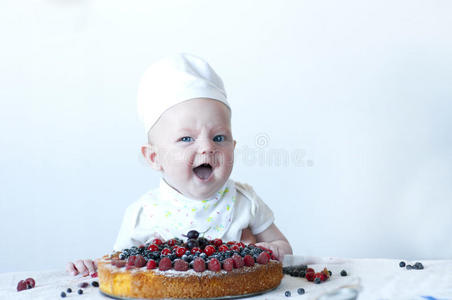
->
[193,163,213,180]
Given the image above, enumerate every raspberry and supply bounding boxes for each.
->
[244,255,255,267]
[305,272,315,282]
[232,254,244,268]
[146,259,157,269]
[204,245,215,256]
[222,258,234,271]
[212,239,223,247]
[218,245,229,252]
[176,247,186,257]
[115,260,126,268]
[193,258,206,272]
[152,238,163,246]
[208,258,221,272]
[25,277,35,288]
[256,252,270,265]
[237,242,245,249]
[173,259,189,271]
[159,257,172,271]
[227,241,236,245]
[191,247,201,254]
[147,244,158,252]
[134,255,147,268]
[306,268,315,274]
[17,280,27,292]
[127,255,136,266]
[161,248,171,256]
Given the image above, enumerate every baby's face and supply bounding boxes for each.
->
[148,98,235,200]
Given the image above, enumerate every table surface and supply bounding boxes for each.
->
[1,256,451,300]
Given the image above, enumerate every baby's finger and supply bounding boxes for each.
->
[74,259,89,276]
[84,259,96,274]
[66,262,79,276]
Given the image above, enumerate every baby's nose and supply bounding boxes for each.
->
[198,138,215,154]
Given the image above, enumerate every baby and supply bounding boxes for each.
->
[67,54,292,276]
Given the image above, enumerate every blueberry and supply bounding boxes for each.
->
[77,289,83,294]
[91,281,99,287]
[187,230,199,239]
[297,288,305,295]
[66,288,72,293]
[60,291,67,298]
[399,261,406,268]
[315,278,321,284]
[200,253,207,259]
[285,290,291,297]
[340,270,347,276]
[406,265,413,270]
[182,255,189,262]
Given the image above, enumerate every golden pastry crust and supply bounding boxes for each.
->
[98,256,283,299]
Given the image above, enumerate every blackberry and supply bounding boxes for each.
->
[414,262,424,270]
[285,290,291,297]
[340,270,347,276]
[91,281,99,287]
[399,261,406,268]
[169,254,177,261]
[60,291,67,298]
[187,239,199,249]
[187,230,199,239]
[198,237,208,249]
[297,288,305,295]
[77,289,83,295]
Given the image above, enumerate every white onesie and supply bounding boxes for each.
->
[113,179,274,251]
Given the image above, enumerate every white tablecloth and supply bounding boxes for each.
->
[1,256,451,300]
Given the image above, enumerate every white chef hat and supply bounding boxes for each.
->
[137,53,229,135]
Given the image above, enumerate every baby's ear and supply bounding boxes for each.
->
[141,144,163,171]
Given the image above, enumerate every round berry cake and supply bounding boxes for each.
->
[98,231,283,299]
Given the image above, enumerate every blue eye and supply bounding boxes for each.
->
[213,135,225,142]
[180,136,193,142]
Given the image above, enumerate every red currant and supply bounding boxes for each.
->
[161,248,171,255]
[167,239,177,247]
[176,247,186,257]
[152,238,163,246]
[218,245,229,252]
[191,247,201,254]
[204,245,215,256]
[212,239,223,247]
[147,244,158,252]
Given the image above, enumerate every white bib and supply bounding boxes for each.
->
[135,179,237,242]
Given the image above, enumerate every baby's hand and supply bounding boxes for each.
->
[255,242,282,260]
[66,259,97,276]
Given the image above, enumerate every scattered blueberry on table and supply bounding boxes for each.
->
[340,270,348,276]
[285,290,291,297]
[60,291,66,298]
[78,289,83,295]
[399,261,406,267]
[297,288,305,295]
[67,288,72,293]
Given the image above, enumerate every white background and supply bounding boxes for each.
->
[1,0,451,272]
